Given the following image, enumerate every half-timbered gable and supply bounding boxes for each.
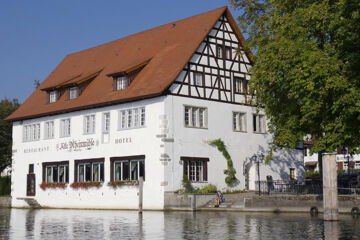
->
[169,14,253,105]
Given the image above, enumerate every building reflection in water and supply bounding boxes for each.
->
[1,209,359,239]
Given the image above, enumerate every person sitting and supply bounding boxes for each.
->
[215,191,224,207]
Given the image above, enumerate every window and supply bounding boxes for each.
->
[115,76,128,90]
[343,162,348,171]
[60,118,71,137]
[23,123,40,142]
[290,168,295,180]
[234,77,247,94]
[75,158,104,182]
[69,87,79,99]
[119,107,145,130]
[193,72,203,86]
[233,112,247,132]
[102,112,110,133]
[253,114,266,133]
[184,106,207,128]
[225,46,232,60]
[42,161,69,183]
[355,162,360,170]
[110,155,145,181]
[84,114,96,134]
[216,45,223,58]
[181,157,208,182]
[44,121,54,139]
[49,91,57,103]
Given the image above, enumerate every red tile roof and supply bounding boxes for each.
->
[6,6,249,121]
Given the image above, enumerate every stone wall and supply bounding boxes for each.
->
[164,192,215,210]
[244,195,360,214]
[0,197,11,208]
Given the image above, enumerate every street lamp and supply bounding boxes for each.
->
[342,147,351,174]
[251,153,265,195]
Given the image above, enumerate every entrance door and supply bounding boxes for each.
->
[26,164,35,196]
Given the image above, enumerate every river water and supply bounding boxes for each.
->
[0,208,359,239]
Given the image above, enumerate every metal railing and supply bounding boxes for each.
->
[255,179,360,195]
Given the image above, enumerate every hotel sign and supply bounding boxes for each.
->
[56,138,98,152]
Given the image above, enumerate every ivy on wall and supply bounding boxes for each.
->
[209,139,237,186]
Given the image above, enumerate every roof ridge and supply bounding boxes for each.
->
[66,6,227,57]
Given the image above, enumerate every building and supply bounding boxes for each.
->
[304,141,360,172]
[6,7,304,209]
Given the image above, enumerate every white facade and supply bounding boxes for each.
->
[11,14,304,209]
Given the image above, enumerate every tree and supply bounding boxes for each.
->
[0,99,20,173]
[229,0,360,166]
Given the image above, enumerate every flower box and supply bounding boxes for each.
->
[40,182,67,190]
[70,181,102,189]
[108,180,139,188]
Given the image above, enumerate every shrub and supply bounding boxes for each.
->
[181,175,194,193]
[305,170,320,178]
[0,176,11,196]
[195,184,217,194]
[223,189,247,194]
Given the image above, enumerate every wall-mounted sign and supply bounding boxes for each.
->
[24,146,50,154]
[115,137,132,144]
[56,138,98,152]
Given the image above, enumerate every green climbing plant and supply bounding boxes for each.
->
[209,139,237,186]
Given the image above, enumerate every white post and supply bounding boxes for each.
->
[138,177,143,214]
[322,153,338,221]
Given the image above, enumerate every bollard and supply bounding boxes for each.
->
[322,153,338,221]
[138,177,143,214]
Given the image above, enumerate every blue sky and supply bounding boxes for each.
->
[0,0,241,103]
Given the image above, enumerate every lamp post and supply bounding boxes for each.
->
[342,147,351,174]
[251,153,265,195]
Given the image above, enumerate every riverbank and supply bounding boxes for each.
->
[166,192,360,215]
[5,192,360,215]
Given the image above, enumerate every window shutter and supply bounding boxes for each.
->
[203,161,208,181]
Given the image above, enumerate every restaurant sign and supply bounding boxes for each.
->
[56,138,98,152]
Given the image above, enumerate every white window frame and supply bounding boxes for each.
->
[69,87,79,99]
[102,112,110,133]
[60,118,71,137]
[116,76,128,90]
[84,114,96,134]
[23,123,41,142]
[233,112,247,132]
[118,107,146,130]
[343,162,348,171]
[45,164,68,183]
[44,121,54,139]
[49,91,57,103]
[184,106,207,129]
[184,161,204,182]
[253,114,266,133]
[77,162,104,182]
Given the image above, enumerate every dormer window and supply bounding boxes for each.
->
[69,86,79,99]
[116,76,128,90]
[49,91,57,103]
